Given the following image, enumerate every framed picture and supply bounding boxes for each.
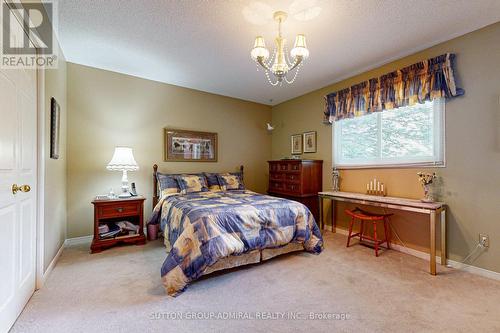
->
[164,129,218,162]
[291,134,303,155]
[50,97,60,159]
[303,131,317,153]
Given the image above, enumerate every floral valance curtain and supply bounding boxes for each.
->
[323,53,464,123]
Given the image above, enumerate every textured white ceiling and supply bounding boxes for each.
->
[57,0,500,105]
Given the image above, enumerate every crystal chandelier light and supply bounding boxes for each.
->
[250,11,309,86]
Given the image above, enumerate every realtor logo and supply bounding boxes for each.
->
[1,1,58,68]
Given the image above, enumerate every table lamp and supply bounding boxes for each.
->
[106,147,139,198]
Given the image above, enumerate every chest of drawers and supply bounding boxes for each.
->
[268,160,323,221]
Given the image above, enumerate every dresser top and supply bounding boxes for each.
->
[268,159,323,163]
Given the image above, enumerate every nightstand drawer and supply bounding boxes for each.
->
[98,203,139,219]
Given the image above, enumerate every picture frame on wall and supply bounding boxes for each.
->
[164,128,218,162]
[303,131,317,153]
[50,97,60,159]
[291,134,303,155]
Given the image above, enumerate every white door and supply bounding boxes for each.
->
[0,6,38,332]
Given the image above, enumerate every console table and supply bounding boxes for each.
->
[318,191,446,275]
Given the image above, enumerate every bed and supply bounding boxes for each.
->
[149,165,324,296]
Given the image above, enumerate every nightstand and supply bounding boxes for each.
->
[91,197,146,253]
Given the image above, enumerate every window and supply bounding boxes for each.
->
[333,99,445,168]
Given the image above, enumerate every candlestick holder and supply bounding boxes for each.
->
[367,188,386,196]
[366,178,386,197]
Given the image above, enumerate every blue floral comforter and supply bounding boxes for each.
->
[149,190,323,296]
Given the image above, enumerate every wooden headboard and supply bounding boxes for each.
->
[152,164,244,210]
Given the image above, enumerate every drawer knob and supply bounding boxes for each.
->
[116,207,124,212]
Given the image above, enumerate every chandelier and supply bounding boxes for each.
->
[250,11,309,86]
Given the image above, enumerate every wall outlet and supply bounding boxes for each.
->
[479,234,489,248]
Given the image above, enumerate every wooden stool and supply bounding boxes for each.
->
[345,208,393,257]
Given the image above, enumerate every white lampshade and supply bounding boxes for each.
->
[250,36,270,60]
[106,147,139,171]
[291,34,309,59]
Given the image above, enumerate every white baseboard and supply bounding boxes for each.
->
[37,241,64,289]
[323,225,500,281]
[64,235,93,246]
[445,259,500,281]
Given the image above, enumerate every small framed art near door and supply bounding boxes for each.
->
[164,129,218,162]
[50,97,60,159]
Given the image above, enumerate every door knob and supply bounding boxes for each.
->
[12,184,31,195]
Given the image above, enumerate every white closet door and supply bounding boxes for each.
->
[0,5,38,332]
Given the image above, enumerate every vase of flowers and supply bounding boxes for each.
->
[417,172,437,202]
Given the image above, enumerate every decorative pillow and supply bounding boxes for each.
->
[217,172,244,191]
[156,173,181,196]
[176,174,209,194]
[204,172,222,192]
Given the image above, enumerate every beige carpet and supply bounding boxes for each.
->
[11,233,500,333]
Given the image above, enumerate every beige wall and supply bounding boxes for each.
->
[67,63,272,238]
[43,45,67,269]
[272,22,500,273]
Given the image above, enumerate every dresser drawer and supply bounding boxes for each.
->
[269,162,301,173]
[285,183,301,193]
[285,173,301,182]
[270,172,285,181]
[270,163,288,172]
[97,203,140,219]
[269,181,285,192]
[288,163,302,172]
[278,163,289,171]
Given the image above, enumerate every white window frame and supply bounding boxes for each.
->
[333,99,446,169]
